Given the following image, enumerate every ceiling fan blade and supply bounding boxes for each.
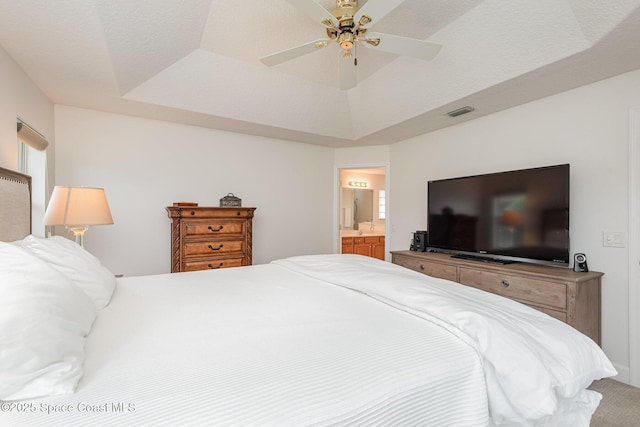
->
[339,55,357,90]
[285,0,338,27]
[355,0,404,27]
[364,32,442,61]
[260,39,330,66]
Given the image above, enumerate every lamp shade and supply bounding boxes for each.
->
[44,186,113,227]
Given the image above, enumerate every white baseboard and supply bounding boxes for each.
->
[610,362,630,385]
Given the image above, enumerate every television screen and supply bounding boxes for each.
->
[427,164,570,266]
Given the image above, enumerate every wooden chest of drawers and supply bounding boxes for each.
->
[391,250,603,345]
[167,206,256,273]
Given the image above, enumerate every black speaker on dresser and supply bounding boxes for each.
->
[573,253,589,272]
[411,230,428,252]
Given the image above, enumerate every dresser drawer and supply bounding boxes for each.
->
[183,240,245,256]
[459,268,567,309]
[168,206,256,274]
[390,250,602,346]
[532,306,567,322]
[184,221,244,236]
[182,257,245,272]
[393,255,457,282]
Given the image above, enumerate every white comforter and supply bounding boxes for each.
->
[2,256,488,426]
[1,254,615,426]
[274,255,617,426]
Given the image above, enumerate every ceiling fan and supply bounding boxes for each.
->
[259,0,442,90]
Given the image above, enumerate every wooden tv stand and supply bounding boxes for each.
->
[391,250,602,345]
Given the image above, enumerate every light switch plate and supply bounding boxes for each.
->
[603,231,626,248]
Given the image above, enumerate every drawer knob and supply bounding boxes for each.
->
[501,280,510,288]
[208,262,223,269]
[208,225,224,232]
[420,264,425,270]
[208,244,224,251]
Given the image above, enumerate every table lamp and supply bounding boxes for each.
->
[43,186,113,247]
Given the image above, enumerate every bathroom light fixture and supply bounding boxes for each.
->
[43,186,114,247]
[348,181,368,188]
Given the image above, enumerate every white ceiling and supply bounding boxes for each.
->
[1,0,640,147]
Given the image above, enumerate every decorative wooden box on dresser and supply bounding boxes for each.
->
[167,206,256,273]
[391,250,603,345]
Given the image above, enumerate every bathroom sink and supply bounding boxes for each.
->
[341,230,385,237]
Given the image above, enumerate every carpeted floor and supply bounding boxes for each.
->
[589,378,640,426]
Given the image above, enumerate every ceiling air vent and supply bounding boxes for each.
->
[447,106,475,117]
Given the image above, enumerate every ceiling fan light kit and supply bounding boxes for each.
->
[260,0,443,90]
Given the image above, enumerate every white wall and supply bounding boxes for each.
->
[389,68,640,382]
[0,45,54,213]
[334,145,390,166]
[54,106,335,276]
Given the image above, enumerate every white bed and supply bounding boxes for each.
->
[0,167,617,426]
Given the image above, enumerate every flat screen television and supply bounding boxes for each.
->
[427,164,570,267]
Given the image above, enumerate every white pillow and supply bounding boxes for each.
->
[15,235,116,309]
[0,242,97,400]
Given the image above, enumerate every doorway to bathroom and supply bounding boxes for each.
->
[336,166,388,260]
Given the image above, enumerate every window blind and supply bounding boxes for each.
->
[17,121,48,151]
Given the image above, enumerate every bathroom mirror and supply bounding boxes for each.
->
[341,188,373,230]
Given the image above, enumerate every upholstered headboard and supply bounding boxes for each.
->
[0,166,32,242]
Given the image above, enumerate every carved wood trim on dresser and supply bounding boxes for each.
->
[166,206,256,273]
[391,250,603,346]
